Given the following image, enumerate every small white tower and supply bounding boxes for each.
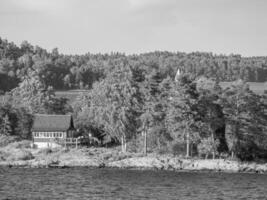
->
[175,68,181,82]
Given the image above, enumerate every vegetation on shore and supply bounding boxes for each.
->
[0,37,266,162]
[1,141,267,173]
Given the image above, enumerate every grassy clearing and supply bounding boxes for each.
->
[55,90,88,104]
[55,82,266,104]
[220,82,266,94]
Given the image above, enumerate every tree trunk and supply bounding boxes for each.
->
[121,136,126,153]
[143,130,147,155]
[211,131,215,160]
[121,136,124,152]
[157,137,161,150]
[124,138,127,152]
[186,130,190,158]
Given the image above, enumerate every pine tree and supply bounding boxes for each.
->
[0,114,12,136]
[197,77,225,159]
[167,74,201,157]
[220,80,267,160]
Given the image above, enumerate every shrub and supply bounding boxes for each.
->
[156,146,170,155]
[8,140,32,149]
[172,142,186,156]
[0,135,19,147]
[102,152,113,160]
[197,137,219,158]
[0,150,9,161]
[7,149,34,161]
[127,135,143,153]
[37,148,53,155]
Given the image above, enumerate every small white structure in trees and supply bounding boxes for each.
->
[175,68,181,82]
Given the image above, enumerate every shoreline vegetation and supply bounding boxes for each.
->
[0,37,266,170]
[1,141,267,174]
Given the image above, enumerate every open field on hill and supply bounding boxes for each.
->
[220,82,266,95]
[55,90,88,104]
[55,82,266,104]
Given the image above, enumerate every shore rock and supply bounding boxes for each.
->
[1,146,267,173]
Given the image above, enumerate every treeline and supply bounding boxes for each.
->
[0,37,267,161]
[73,60,267,161]
[0,37,267,93]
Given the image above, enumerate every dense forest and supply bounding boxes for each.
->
[0,37,267,93]
[0,37,266,161]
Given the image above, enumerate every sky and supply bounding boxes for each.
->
[0,0,267,56]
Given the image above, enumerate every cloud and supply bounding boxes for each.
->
[0,0,70,16]
[16,0,55,11]
[127,0,177,11]
[125,0,179,29]
[127,0,163,8]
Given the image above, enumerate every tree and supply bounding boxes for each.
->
[11,70,70,114]
[197,77,226,159]
[74,59,141,152]
[0,98,32,139]
[220,80,267,160]
[0,114,12,136]
[139,70,173,153]
[167,74,201,157]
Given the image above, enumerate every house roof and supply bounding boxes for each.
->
[32,114,74,132]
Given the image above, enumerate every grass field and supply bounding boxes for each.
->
[55,82,266,104]
[220,82,266,95]
[55,90,88,104]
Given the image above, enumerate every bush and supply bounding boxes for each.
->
[127,135,143,153]
[37,148,53,155]
[0,135,19,147]
[7,149,34,161]
[156,146,170,155]
[0,150,9,161]
[8,140,32,149]
[172,142,186,156]
[102,152,113,160]
[197,137,220,159]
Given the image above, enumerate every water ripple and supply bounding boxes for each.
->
[0,168,267,199]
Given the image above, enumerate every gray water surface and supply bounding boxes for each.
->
[0,168,266,200]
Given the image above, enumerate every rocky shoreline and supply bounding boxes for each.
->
[1,146,267,173]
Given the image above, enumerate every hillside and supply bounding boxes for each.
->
[1,37,267,94]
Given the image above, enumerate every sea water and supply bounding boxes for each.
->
[0,168,266,200]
